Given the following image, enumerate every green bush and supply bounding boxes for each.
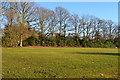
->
[23,36,37,46]
[90,41,116,48]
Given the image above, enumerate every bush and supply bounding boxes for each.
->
[23,36,38,46]
[113,37,120,48]
[90,41,116,48]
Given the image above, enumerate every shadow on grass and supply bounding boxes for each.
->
[66,52,119,56]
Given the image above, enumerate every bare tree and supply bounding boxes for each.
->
[35,7,56,46]
[55,7,70,36]
[106,20,114,40]
[69,14,80,35]
[2,2,37,47]
[55,7,70,46]
[2,2,19,46]
[14,2,37,47]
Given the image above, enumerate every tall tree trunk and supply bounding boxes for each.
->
[20,34,22,47]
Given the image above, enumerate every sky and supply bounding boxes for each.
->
[36,2,118,23]
[2,0,119,2]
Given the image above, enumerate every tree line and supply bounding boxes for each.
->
[1,2,120,48]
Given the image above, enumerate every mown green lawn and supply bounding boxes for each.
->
[2,47,119,78]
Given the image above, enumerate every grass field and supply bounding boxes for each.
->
[2,47,119,78]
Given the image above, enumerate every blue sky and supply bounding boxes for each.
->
[36,2,118,23]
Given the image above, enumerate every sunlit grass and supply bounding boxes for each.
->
[2,47,118,78]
